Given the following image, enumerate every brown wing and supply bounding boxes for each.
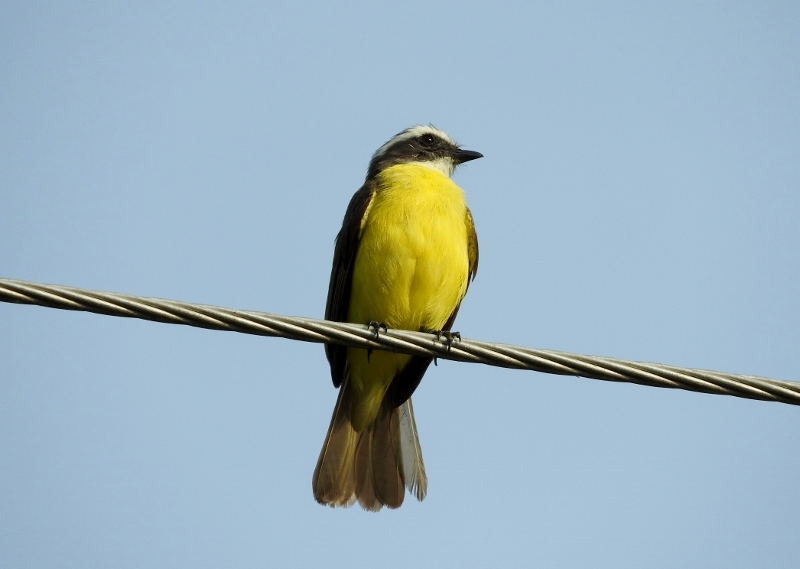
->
[387,207,479,407]
[465,207,479,283]
[324,179,378,388]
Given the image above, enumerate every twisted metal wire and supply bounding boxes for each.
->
[2,277,799,406]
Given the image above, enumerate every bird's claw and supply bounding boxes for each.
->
[366,321,388,363]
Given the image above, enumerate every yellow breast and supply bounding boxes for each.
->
[348,163,471,331]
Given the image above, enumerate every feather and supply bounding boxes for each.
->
[395,399,427,501]
[371,400,405,508]
[312,376,357,507]
[354,421,379,511]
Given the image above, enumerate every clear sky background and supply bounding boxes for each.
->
[2,2,799,567]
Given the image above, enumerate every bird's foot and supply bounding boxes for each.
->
[366,321,388,362]
[367,321,388,336]
[436,330,461,350]
[433,330,461,366]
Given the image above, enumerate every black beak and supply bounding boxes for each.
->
[453,149,483,164]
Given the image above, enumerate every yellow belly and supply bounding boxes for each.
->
[346,163,471,429]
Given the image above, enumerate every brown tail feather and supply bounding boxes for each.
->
[369,399,405,508]
[312,380,357,507]
[354,420,379,510]
[312,378,427,510]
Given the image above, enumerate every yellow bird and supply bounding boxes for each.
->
[313,125,481,510]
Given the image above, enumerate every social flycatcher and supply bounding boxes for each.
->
[313,125,481,510]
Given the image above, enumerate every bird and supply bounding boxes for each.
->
[313,125,481,510]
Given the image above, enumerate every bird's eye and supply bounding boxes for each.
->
[419,134,436,147]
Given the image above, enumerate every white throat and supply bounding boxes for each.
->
[410,156,455,177]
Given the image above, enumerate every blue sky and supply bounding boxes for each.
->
[2,2,799,567]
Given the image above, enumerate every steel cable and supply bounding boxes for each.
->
[1,277,798,406]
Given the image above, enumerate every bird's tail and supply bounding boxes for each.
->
[312,378,427,511]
